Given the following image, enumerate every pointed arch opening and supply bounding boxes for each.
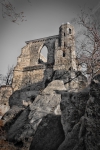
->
[38,45,48,64]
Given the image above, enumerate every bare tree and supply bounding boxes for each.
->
[0,65,14,86]
[0,0,31,23]
[72,8,100,80]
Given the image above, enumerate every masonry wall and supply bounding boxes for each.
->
[54,23,76,70]
[12,35,58,90]
[12,23,77,91]
[0,85,12,105]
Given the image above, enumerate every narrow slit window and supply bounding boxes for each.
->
[64,32,65,36]
[69,46,71,57]
[69,28,71,34]
[63,51,66,57]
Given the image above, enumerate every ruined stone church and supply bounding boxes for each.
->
[12,23,77,91]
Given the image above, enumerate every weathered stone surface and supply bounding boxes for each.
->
[0,104,10,119]
[43,67,54,88]
[9,81,43,107]
[84,80,100,150]
[43,80,66,94]
[2,74,100,150]
[0,85,12,105]
[12,23,77,91]
[30,114,65,150]
[2,106,24,128]
[28,80,66,132]
[58,90,89,150]
[58,76,100,150]
[6,107,30,142]
[0,85,12,117]
[53,70,87,91]
[2,106,34,149]
[1,80,66,149]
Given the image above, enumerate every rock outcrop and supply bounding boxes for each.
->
[2,80,66,148]
[9,81,44,108]
[28,80,66,132]
[57,90,89,150]
[53,70,87,92]
[30,114,65,150]
[2,72,100,150]
[57,76,100,150]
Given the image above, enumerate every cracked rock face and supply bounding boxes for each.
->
[58,77,100,150]
[2,73,100,150]
[28,80,66,131]
[84,80,100,150]
[57,90,89,150]
[2,80,66,148]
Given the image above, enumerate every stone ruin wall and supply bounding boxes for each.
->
[12,23,77,91]
[0,85,12,117]
[0,23,87,118]
[0,85,12,105]
[12,35,57,90]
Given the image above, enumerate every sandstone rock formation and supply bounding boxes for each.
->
[30,114,65,150]
[53,69,87,91]
[9,81,43,107]
[57,90,89,150]
[1,74,100,150]
[57,76,100,150]
[2,80,65,147]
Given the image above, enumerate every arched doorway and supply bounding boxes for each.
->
[38,46,48,64]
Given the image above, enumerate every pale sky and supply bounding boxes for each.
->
[0,0,99,75]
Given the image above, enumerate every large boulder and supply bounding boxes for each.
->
[30,114,65,150]
[84,79,100,150]
[57,89,89,150]
[9,81,44,107]
[53,70,87,92]
[7,108,29,141]
[58,75,100,150]
[2,105,24,128]
[9,89,39,107]
[28,80,66,132]
[3,106,34,148]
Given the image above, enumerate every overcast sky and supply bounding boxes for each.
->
[0,0,99,75]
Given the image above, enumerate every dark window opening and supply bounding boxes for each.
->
[38,58,40,63]
[64,32,65,36]
[69,47,72,63]
[59,38,61,47]
[64,42,66,47]
[63,51,66,57]
[69,28,71,34]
